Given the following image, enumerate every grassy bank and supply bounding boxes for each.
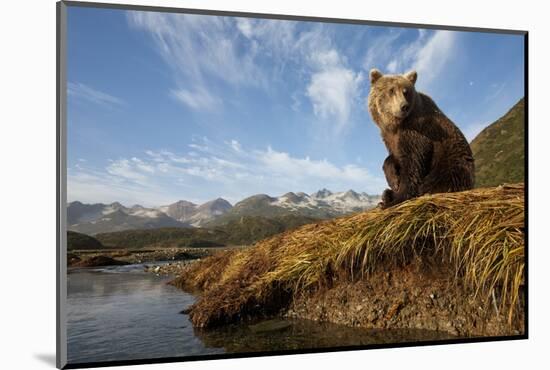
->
[172,184,525,335]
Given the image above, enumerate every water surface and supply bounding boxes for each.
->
[67,265,220,364]
[67,264,454,364]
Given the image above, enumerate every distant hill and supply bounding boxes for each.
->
[67,231,104,251]
[471,98,525,188]
[217,214,319,245]
[94,214,319,249]
[95,227,229,249]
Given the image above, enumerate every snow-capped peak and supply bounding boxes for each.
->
[311,188,333,199]
[274,189,379,213]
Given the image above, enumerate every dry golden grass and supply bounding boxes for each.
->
[173,184,525,327]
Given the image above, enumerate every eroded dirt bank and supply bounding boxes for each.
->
[286,262,523,337]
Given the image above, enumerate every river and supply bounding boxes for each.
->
[67,263,454,365]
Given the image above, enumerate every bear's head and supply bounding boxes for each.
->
[367,69,418,130]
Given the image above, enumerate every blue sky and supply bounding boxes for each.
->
[66,6,525,207]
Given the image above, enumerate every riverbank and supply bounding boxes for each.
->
[143,261,191,276]
[67,247,220,269]
[172,184,525,337]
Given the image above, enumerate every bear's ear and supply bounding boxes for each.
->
[370,69,383,84]
[404,70,417,85]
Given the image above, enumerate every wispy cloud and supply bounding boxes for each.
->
[236,18,254,38]
[411,31,457,88]
[68,137,385,206]
[294,29,365,132]
[365,30,458,90]
[307,67,363,131]
[106,157,155,184]
[68,82,124,107]
[170,87,221,111]
[485,82,507,102]
[68,167,170,207]
[234,21,356,124]
[233,17,298,68]
[383,29,429,74]
[127,11,265,111]
[257,146,375,186]
[362,29,403,71]
[127,12,364,130]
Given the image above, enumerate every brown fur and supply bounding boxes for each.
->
[368,69,474,208]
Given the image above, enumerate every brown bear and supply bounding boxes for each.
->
[367,69,474,209]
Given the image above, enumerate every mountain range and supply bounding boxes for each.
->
[210,189,379,226]
[68,189,380,235]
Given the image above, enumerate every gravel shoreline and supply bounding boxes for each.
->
[68,247,214,269]
[143,260,193,276]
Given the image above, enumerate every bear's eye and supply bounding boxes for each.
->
[402,88,408,96]
[389,88,395,95]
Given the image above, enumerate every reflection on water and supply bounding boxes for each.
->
[67,265,455,365]
[67,267,222,364]
[195,319,455,353]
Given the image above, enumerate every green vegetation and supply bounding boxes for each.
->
[71,255,130,267]
[93,214,319,249]
[67,231,105,251]
[217,215,319,245]
[95,228,228,249]
[173,184,524,329]
[471,98,525,188]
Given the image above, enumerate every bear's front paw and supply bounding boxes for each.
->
[378,188,394,209]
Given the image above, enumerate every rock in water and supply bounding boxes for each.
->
[248,319,292,333]
[179,307,192,315]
